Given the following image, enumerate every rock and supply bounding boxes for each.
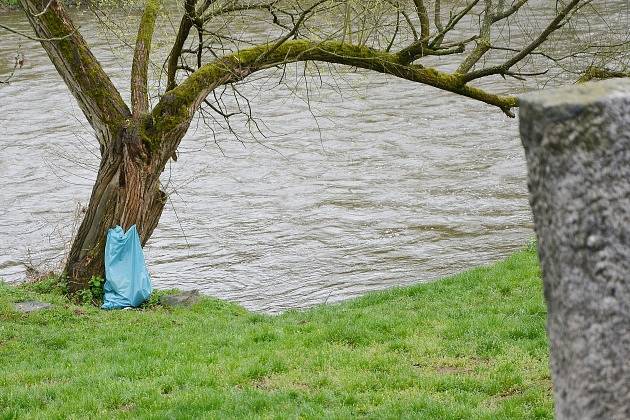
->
[159,290,200,307]
[14,301,53,313]
[519,78,630,420]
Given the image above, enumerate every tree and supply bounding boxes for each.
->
[11,0,629,292]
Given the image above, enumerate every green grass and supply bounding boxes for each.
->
[0,247,551,419]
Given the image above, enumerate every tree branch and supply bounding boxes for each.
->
[412,0,430,41]
[462,0,583,82]
[201,1,277,23]
[456,0,493,74]
[19,0,130,149]
[131,0,161,118]
[166,0,198,91]
[399,0,481,65]
[148,39,518,165]
[0,22,76,41]
[254,0,330,65]
[492,0,528,22]
[434,0,443,33]
[576,66,630,83]
[429,0,480,49]
[0,48,23,85]
[380,0,418,41]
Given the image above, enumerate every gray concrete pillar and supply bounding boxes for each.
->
[519,78,630,419]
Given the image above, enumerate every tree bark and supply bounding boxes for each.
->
[64,127,167,292]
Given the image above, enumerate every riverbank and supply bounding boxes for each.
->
[0,0,17,10]
[0,247,552,418]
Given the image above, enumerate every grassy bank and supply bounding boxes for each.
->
[0,0,17,8]
[0,247,551,419]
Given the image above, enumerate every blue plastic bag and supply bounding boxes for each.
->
[101,225,152,309]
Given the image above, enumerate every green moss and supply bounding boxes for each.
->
[152,39,517,140]
[0,247,552,418]
[142,95,191,150]
[36,3,130,125]
[136,0,161,44]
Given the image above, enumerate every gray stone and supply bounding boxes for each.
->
[159,290,200,307]
[519,78,630,420]
[14,301,53,313]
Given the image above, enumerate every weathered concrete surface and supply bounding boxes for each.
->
[520,78,630,420]
[159,290,200,307]
[14,301,53,313]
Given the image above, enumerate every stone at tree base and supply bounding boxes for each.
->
[14,301,53,313]
[519,78,630,420]
[159,290,200,307]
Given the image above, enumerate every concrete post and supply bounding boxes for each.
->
[519,78,630,419]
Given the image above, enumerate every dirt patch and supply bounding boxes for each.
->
[435,365,474,374]
[252,376,276,390]
[251,376,310,392]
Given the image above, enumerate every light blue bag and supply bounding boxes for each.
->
[101,225,152,309]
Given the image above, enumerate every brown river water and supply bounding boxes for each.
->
[0,2,627,312]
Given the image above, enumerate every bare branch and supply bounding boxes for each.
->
[0,22,76,41]
[462,0,584,82]
[0,48,23,85]
[254,0,331,65]
[201,1,277,23]
[166,0,198,91]
[31,0,53,16]
[386,9,401,52]
[492,0,528,22]
[429,0,480,49]
[399,0,481,65]
[456,0,493,74]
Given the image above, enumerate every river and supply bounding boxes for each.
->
[0,2,626,312]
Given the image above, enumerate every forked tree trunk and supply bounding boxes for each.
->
[64,128,167,292]
[17,0,176,291]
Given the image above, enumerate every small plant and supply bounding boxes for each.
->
[76,276,105,306]
[75,288,93,306]
[88,275,105,301]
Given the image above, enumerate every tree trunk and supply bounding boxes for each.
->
[64,127,167,292]
[18,0,172,291]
